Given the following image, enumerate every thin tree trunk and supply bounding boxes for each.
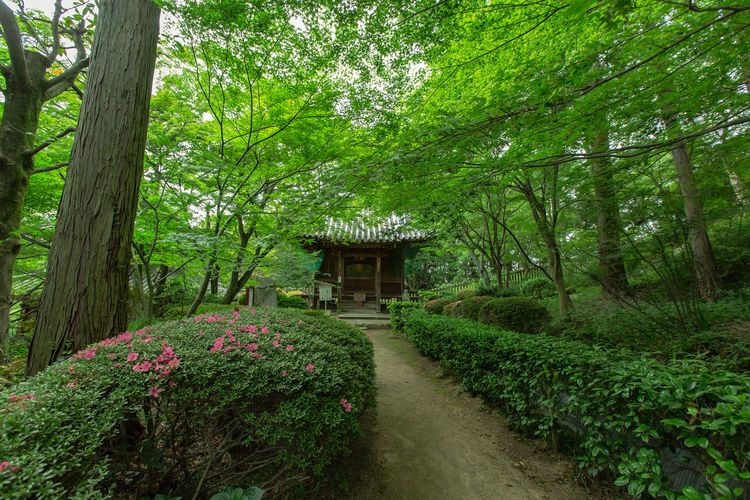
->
[588,127,629,298]
[515,174,573,317]
[541,226,572,317]
[28,0,160,375]
[209,263,219,295]
[150,264,169,319]
[188,254,216,316]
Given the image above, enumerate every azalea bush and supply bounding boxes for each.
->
[398,310,750,498]
[0,308,375,498]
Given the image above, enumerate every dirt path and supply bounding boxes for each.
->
[344,328,595,500]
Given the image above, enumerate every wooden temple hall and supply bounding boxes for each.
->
[302,217,428,312]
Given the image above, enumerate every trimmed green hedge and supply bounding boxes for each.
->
[276,291,309,309]
[0,308,375,498]
[388,301,421,330]
[424,297,453,315]
[518,277,557,299]
[399,310,750,498]
[450,296,494,321]
[478,297,550,334]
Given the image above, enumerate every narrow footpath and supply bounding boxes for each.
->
[344,328,595,500]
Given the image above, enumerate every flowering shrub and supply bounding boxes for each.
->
[0,308,375,498]
[399,310,750,498]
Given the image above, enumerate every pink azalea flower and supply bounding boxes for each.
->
[247,343,259,352]
[133,361,153,372]
[286,345,294,351]
[340,398,352,412]
[114,363,121,368]
[7,394,34,403]
[251,352,262,359]
[127,352,139,362]
[272,340,281,348]
[143,336,154,343]
[0,461,12,472]
[251,308,257,315]
[233,309,241,320]
[74,348,97,360]
[306,363,315,373]
[149,386,163,398]
[167,357,180,368]
[193,314,204,322]
[209,337,225,352]
[118,332,133,343]
[261,326,269,334]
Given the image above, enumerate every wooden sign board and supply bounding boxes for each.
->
[319,284,333,302]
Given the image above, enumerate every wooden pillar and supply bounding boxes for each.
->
[337,251,343,303]
[375,253,382,309]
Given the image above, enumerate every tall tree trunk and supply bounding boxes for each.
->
[663,110,721,300]
[28,0,160,376]
[587,127,629,298]
[0,50,47,354]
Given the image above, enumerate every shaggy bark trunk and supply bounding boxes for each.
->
[664,110,721,300]
[0,51,46,354]
[588,128,629,298]
[28,0,160,375]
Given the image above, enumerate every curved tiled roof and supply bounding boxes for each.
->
[302,215,430,244]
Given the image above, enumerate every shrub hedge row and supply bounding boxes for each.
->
[424,297,453,315]
[276,291,309,309]
[399,310,750,498]
[387,301,421,330]
[445,296,494,321]
[478,297,550,333]
[0,308,375,498]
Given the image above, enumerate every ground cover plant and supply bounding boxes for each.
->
[0,307,375,498]
[398,309,750,498]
